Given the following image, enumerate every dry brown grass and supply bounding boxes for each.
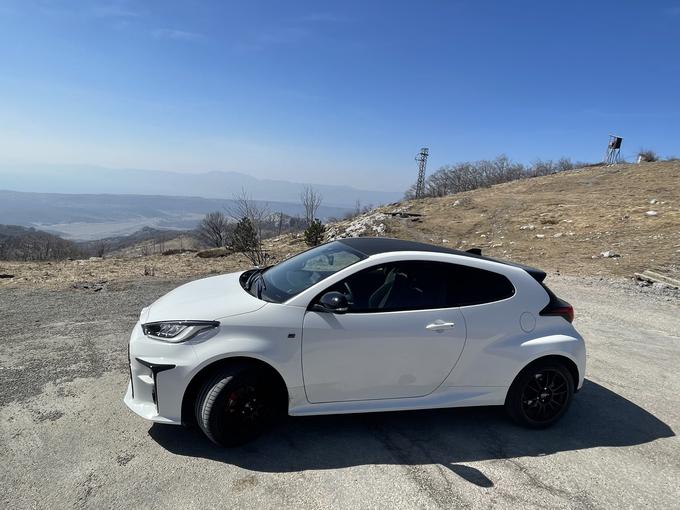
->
[1,161,678,289]
[0,234,309,289]
[382,161,679,277]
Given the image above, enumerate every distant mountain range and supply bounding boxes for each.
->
[0,164,402,208]
[0,189,352,240]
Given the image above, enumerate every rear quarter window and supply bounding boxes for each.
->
[446,264,515,306]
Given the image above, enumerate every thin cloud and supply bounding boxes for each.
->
[152,28,205,42]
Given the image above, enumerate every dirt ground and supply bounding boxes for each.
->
[0,235,307,290]
[1,275,678,509]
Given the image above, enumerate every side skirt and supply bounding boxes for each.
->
[288,386,508,416]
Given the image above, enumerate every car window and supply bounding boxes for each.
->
[244,241,366,303]
[323,261,448,312]
[301,250,363,272]
[319,260,515,312]
[445,264,515,306]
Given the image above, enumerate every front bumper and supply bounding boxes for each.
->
[124,321,199,425]
[124,382,178,424]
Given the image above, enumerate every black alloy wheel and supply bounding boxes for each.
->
[196,366,282,447]
[520,369,569,423]
[505,360,575,428]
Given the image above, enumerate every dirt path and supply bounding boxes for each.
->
[1,276,678,509]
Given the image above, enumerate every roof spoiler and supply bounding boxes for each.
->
[466,247,546,282]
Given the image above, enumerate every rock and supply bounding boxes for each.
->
[442,239,449,244]
[649,198,658,204]
[520,224,535,230]
[327,212,388,240]
[196,247,231,258]
[645,211,658,216]
[553,233,563,238]
[453,200,460,206]
[371,223,386,235]
[72,281,107,291]
[600,251,621,258]
[162,248,197,256]
[0,274,15,279]
[535,234,545,239]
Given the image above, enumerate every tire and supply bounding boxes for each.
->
[505,360,574,428]
[195,364,283,447]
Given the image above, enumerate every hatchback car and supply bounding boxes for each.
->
[125,237,585,446]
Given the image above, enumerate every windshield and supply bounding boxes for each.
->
[241,241,366,303]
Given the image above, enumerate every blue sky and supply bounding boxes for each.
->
[0,1,678,191]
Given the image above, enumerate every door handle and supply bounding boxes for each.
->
[425,321,455,332]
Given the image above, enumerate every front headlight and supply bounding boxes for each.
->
[141,320,220,343]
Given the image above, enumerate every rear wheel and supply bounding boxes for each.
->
[505,360,574,428]
[195,365,283,446]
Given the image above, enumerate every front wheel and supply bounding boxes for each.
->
[195,366,282,447]
[505,360,574,428]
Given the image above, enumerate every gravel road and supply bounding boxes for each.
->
[1,275,678,509]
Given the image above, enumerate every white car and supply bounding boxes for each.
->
[125,237,585,446]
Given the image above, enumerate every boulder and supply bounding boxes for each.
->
[196,247,232,258]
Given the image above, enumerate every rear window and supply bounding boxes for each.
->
[446,264,515,306]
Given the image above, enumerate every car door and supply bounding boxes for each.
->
[301,261,467,403]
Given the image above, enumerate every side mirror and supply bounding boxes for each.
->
[314,291,349,314]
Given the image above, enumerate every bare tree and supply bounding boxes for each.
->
[226,188,270,265]
[406,155,581,199]
[300,185,323,227]
[198,211,230,248]
[94,239,108,258]
[0,225,81,261]
[227,188,270,239]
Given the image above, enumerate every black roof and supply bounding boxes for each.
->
[336,237,546,282]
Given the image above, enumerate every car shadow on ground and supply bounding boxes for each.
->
[149,380,674,486]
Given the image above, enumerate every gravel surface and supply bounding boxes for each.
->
[1,275,678,509]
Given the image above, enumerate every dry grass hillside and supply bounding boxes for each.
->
[369,161,679,278]
[0,161,678,289]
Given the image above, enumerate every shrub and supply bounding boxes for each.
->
[304,219,326,247]
[230,217,268,266]
[230,217,258,253]
[638,149,658,162]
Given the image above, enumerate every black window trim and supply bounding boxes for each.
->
[307,259,516,314]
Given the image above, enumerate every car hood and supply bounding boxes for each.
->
[143,272,266,323]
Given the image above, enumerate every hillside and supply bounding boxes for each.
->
[333,161,679,278]
[0,224,81,261]
[0,161,678,287]
[77,227,201,257]
[0,164,402,207]
[0,189,351,240]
